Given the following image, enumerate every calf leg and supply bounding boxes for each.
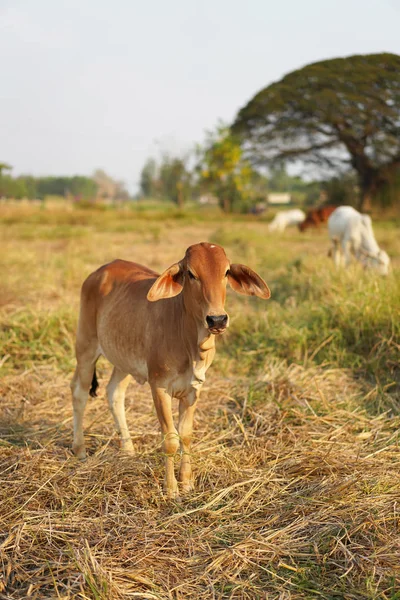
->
[71,347,99,459]
[151,386,180,498]
[106,367,133,454]
[342,239,352,268]
[178,393,198,493]
[331,239,341,268]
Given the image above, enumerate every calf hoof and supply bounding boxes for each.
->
[120,441,135,455]
[180,480,194,494]
[164,481,179,500]
[167,492,181,502]
[72,444,87,461]
[118,435,134,455]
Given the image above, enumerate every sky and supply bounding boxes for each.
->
[1,0,399,192]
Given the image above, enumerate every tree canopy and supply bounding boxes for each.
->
[232,53,400,209]
[138,154,192,206]
[197,125,257,212]
[158,155,192,208]
[0,163,12,176]
[139,158,158,198]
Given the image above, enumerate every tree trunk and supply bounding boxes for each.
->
[357,170,378,212]
[358,188,373,212]
[222,197,231,212]
[356,161,400,212]
[175,182,184,208]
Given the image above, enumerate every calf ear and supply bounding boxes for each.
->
[147,263,184,301]
[228,264,271,299]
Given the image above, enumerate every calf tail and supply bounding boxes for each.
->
[89,368,99,398]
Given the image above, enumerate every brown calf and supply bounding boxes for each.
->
[71,243,270,498]
[299,205,338,232]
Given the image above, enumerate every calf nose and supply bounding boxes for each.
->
[206,314,228,329]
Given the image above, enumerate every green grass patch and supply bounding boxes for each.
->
[1,308,76,372]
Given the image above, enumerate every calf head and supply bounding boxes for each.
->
[367,249,391,276]
[147,242,270,334]
[298,221,306,232]
[299,218,313,232]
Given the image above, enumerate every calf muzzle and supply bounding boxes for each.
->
[206,314,228,334]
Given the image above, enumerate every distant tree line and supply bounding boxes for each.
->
[3,52,400,212]
[0,166,129,202]
[138,128,361,212]
[139,130,312,212]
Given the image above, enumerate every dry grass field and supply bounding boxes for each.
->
[1,204,400,599]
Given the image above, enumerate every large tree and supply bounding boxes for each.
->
[232,53,400,210]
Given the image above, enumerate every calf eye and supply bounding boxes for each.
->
[188,271,197,280]
[225,269,230,277]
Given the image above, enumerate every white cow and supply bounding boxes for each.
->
[328,206,390,275]
[268,209,306,232]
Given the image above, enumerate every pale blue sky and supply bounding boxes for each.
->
[1,0,399,191]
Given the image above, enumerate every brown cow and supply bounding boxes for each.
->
[299,205,338,232]
[71,243,270,498]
